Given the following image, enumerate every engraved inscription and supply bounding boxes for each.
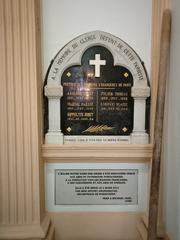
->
[55,169,138,205]
[61,46,134,136]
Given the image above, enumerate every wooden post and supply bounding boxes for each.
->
[148,9,171,240]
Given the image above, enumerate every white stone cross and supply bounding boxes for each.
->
[89,54,106,77]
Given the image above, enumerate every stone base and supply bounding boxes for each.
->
[0,215,50,239]
[45,131,64,144]
[130,132,149,144]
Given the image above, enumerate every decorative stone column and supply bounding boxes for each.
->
[131,86,150,144]
[0,0,53,239]
[44,85,64,144]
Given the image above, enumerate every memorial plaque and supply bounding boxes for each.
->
[55,169,138,205]
[61,46,134,137]
[44,31,150,144]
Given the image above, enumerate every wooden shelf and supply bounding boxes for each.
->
[42,144,153,162]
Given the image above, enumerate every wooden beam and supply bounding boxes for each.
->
[42,144,153,162]
[150,0,171,142]
[148,9,171,240]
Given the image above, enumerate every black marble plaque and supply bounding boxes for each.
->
[61,46,134,136]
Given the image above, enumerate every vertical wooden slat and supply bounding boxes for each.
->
[21,0,33,224]
[0,0,9,225]
[27,0,41,223]
[148,9,171,240]
[11,0,25,224]
[150,0,171,142]
[5,0,18,224]
[149,0,171,236]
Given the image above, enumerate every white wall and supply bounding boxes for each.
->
[42,0,152,215]
[163,2,180,239]
[42,0,152,79]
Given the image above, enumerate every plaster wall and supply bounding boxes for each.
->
[42,0,152,78]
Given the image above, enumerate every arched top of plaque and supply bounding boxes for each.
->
[46,31,148,88]
[44,31,150,144]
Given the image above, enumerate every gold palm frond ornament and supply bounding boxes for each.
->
[82,125,114,133]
